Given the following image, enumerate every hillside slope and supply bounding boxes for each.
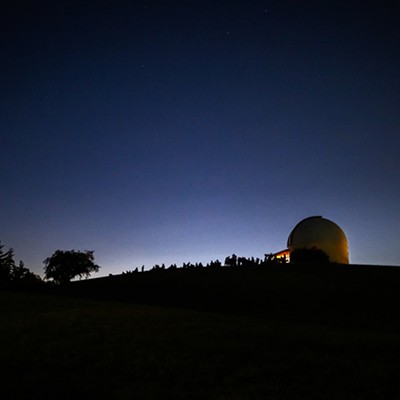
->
[65,264,400,332]
[2,289,400,399]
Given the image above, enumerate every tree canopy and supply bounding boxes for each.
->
[0,242,15,284]
[0,241,42,288]
[43,250,100,284]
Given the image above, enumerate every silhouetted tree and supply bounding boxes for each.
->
[0,242,16,285]
[0,242,41,288]
[11,261,42,287]
[43,250,100,284]
[11,260,30,280]
[290,247,330,264]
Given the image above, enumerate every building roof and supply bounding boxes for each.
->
[287,216,347,248]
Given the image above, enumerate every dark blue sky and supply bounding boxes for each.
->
[1,0,399,276]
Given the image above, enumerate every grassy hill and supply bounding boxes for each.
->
[67,263,400,331]
[2,264,400,399]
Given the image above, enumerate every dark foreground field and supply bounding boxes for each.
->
[2,265,400,399]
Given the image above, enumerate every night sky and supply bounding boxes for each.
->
[2,0,399,277]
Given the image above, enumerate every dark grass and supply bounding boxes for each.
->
[2,281,400,399]
[66,264,400,331]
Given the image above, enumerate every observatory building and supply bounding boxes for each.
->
[275,216,349,264]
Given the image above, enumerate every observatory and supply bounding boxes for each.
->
[274,216,349,264]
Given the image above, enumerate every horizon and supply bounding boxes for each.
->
[2,1,399,276]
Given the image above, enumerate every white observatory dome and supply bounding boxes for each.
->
[287,216,349,264]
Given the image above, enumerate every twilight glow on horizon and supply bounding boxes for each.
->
[1,1,399,277]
